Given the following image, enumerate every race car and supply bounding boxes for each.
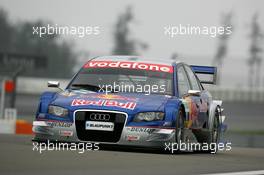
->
[32,56,226,153]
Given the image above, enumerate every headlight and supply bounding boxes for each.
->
[48,105,68,117]
[133,112,165,122]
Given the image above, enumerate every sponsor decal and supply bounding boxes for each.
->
[104,100,136,110]
[59,130,73,137]
[127,127,155,134]
[47,122,73,128]
[71,99,136,110]
[83,61,173,73]
[181,97,200,128]
[181,97,198,121]
[85,121,114,131]
[72,99,104,106]
[126,135,140,141]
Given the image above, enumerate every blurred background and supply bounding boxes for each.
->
[0,0,263,147]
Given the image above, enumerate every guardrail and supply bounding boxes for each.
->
[15,77,264,102]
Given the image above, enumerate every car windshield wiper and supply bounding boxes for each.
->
[70,84,104,92]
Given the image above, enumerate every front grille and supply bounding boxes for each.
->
[75,110,127,142]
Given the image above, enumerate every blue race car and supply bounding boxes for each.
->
[32,56,226,153]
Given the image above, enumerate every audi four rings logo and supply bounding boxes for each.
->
[89,113,111,121]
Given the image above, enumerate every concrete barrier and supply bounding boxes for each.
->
[0,119,16,134]
[209,87,264,102]
[0,107,33,135]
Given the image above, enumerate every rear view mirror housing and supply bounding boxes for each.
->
[47,81,63,91]
[187,90,201,96]
[48,81,60,88]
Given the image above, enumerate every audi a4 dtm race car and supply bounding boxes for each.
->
[32,56,227,153]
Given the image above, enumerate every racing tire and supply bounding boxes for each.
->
[199,106,221,154]
[173,108,185,153]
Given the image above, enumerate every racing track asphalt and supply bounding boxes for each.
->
[0,134,264,175]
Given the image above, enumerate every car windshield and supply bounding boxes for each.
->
[68,61,173,95]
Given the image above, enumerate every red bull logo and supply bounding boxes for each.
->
[71,99,137,110]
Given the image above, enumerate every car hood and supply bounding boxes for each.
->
[50,90,172,114]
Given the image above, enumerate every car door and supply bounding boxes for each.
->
[184,65,209,129]
[177,65,199,129]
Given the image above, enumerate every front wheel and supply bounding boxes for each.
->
[174,108,185,152]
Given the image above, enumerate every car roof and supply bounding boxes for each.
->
[89,55,178,66]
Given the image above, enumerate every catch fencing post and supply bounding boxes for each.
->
[0,78,6,119]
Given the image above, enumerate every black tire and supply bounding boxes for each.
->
[174,108,185,152]
[210,107,221,150]
[200,107,221,154]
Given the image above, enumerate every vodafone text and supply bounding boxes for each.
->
[83,61,173,73]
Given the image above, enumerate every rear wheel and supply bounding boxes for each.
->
[201,107,221,153]
[212,108,221,144]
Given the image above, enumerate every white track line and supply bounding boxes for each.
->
[202,170,264,175]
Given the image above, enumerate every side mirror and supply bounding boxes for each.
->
[187,90,201,96]
[48,81,60,88]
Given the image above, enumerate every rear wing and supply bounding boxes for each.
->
[190,65,217,84]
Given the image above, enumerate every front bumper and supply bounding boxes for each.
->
[32,119,175,148]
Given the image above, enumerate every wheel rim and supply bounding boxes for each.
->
[212,109,220,143]
[177,127,182,142]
